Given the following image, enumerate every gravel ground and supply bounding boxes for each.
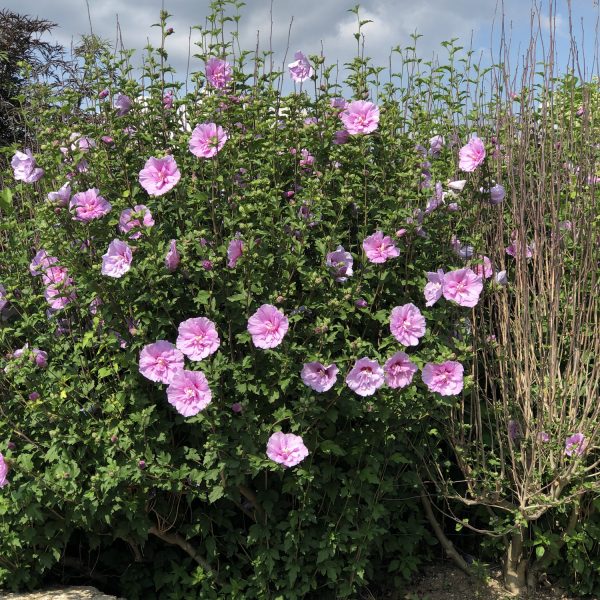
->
[0,588,119,600]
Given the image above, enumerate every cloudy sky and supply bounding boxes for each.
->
[4,0,599,86]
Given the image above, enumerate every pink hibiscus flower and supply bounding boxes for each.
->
[189,123,228,158]
[301,361,338,392]
[165,240,180,272]
[163,91,174,109]
[474,255,493,279]
[166,369,212,417]
[345,357,385,397]
[384,352,418,389]
[362,231,400,264]
[205,57,233,89]
[288,51,314,83]
[69,133,95,152]
[119,205,154,239]
[138,156,181,196]
[442,268,483,308]
[30,250,58,276]
[424,269,445,307]
[44,278,76,310]
[176,317,220,361]
[0,453,8,488]
[247,304,289,349]
[390,303,426,346]
[101,239,133,278]
[41,265,69,286]
[565,433,587,457]
[422,361,464,396]
[505,232,534,259]
[458,136,486,172]
[32,348,48,368]
[326,246,353,282]
[340,100,380,135]
[115,93,132,116]
[69,188,112,222]
[139,341,184,384]
[266,432,309,467]
[47,183,71,206]
[11,149,44,183]
[0,284,7,313]
[227,238,244,268]
[333,129,350,145]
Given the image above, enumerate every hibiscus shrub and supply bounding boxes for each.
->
[2,2,593,598]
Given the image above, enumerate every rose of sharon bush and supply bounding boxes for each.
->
[384,352,418,389]
[390,304,426,346]
[166,369,212,417]
[189,123,228,158]
[422,361,464,396]
[176,317,220,361]
[346,358,385,397]
[139,341,184,384]
[247,304,289,349]
[340,100,380,134]
[301,362,338,392]
[0,14,524,596]
[266,432,309,467]
[138,156,181,196]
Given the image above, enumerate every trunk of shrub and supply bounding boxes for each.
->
[504,527,529,595]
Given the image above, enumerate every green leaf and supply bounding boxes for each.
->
[208,486,224,504]
[0,188,13,213]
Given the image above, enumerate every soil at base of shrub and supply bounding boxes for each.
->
[380,564,579,600]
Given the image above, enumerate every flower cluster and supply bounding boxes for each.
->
[424,267,483,308]
[139,317,220,417]
[30,250,76,310]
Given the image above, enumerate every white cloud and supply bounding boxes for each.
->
[2,0,597,85]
